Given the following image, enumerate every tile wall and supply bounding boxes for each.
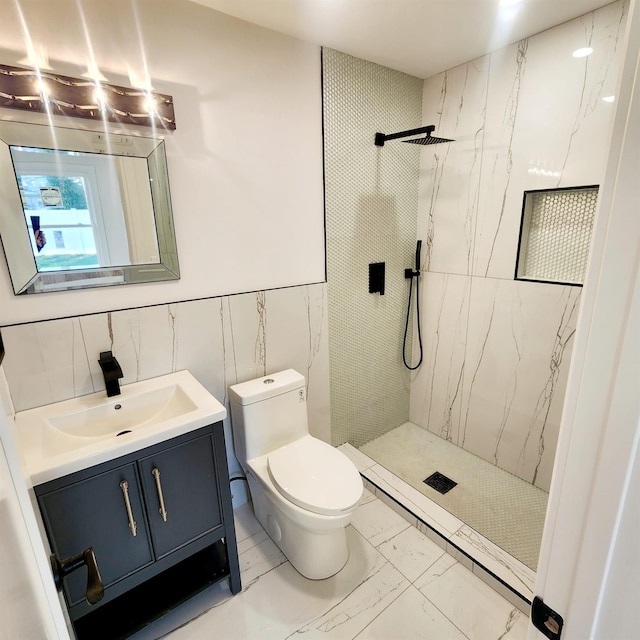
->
[1,283,330,504]
[323,49,423,447]
[411,1,627,490]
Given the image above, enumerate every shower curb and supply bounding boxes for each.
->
[340,444,534,616]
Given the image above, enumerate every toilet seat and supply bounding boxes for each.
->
[267,436,362,516]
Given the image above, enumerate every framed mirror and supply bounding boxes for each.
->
[0,121,179,294]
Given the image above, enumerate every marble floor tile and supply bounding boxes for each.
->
[167,526,408,640]
[354,585,468,640]
[236,527,287,589]
[350,497,411,547]
[376,525,446,583]
[132,493,532,640]
[451,525,535,602]
[416,558,529,640]
[234,502,265,543]
[358,487,377,506]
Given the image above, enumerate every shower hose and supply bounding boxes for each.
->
[402,271,423,370]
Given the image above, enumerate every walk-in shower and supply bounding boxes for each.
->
[323,1,623,589]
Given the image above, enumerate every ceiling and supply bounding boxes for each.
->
[190,0,615,78]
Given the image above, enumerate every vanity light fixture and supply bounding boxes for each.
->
[572,47,594,58]
[0,63,176,129]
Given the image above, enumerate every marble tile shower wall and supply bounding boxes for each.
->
[410,1,626,491]
[1,284,330,489]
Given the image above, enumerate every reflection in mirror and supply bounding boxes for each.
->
[0,121,179,294]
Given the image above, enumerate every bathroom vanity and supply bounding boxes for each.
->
[13,371,241,640]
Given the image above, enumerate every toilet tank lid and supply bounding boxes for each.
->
[229,369,305,405]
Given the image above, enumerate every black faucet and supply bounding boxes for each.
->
[98,351,123,397]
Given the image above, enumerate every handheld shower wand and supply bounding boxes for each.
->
[403,240,423,370]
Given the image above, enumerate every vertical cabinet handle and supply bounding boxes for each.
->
[152,467,168,522]
[119,480,137,537]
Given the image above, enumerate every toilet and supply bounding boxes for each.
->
[229,369,363,579]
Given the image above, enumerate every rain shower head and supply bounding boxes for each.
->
[403,134,454,145]
[374,125,454,147]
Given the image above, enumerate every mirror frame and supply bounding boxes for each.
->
[0,120,179,294]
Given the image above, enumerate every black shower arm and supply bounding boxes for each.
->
[375,125,436,147]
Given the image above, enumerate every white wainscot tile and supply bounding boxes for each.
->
[172,298,226,401]
[419,56,489,276]
[452,525,535,602]
[460,279,581,489]
[363,464,464,538]
[168,527,408,640]
[417,557,530,640]
[80,306,177,390]
[409,272,471,444]
[226,291,266,383]
[265,284,331,443]
[376,524,446,583]
[355,585,467,640]
[2,319,93,411]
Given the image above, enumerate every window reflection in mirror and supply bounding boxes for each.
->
[12,147,159,272]
[0,121,179,295]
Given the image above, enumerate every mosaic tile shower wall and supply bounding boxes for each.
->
[323,49,423,447]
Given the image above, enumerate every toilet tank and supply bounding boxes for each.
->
[229,369,309,463]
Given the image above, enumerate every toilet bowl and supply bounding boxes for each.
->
[229,370,363,579]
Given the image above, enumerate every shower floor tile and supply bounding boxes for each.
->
[357,422,547,571]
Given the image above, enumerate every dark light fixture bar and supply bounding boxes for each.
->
[0,63,175,130]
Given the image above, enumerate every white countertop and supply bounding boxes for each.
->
[13,370,227,487]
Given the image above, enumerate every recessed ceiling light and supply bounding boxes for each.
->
[602,95,615,102]
[573,47,594,58]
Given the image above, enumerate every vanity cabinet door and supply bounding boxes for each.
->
[138,434,222,559]
[38,462,154,607]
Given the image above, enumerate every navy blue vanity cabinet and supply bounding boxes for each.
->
[35,423,241,640]
[38,461,154,607]
[137,433,222,558]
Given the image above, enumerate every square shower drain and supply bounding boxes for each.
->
[423,471,457,494]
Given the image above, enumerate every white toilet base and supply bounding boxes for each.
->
[247,468,351,580]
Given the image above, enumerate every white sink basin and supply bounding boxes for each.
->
[13,370,227,485]
[48,385,197,439]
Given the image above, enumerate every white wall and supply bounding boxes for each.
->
[0,369,70,639]
[0,0,330,510]
[0,0,324,325]
[410,0,626,491]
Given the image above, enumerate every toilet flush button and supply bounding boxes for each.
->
[263,378,274,384]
